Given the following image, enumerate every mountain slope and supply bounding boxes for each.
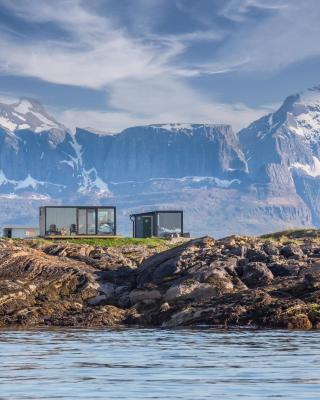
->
[0,98,66,137]
[0,90,319,236]
[239,86,320,225]
[77,124,248,182]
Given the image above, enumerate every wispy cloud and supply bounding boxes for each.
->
[217,0,320,72]
[0,0,319,132]
[220,0,288,22]
[0,0,173,88]
[60,76,271,132]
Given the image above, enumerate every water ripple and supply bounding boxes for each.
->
[0,329,319,399]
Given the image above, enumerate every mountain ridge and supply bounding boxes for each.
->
[0,87,319,237]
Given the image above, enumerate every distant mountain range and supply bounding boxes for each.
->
[0,87,320,237]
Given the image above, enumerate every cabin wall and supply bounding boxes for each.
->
[39,207,46,237]
[10,228,39,238]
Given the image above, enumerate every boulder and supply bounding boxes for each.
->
[262,242,280,256]
[129,289,162,305]
[281,244,304,259]
[303,265,320,289]
[246,248,269,262]
[268,262,300,277]
[164,281,202,302]
[241,262,274,287]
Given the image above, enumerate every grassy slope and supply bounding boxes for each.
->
[6,228,320,248]
[260,228,320,243]
[58,237,169,248]
[7,236,180,251]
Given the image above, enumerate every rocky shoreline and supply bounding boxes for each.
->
[1,233,320,329]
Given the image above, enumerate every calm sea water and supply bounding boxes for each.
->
[0,328,319,399]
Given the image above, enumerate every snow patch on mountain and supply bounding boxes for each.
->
[60,135,83,170]
[16,174,44,190]
[0,193,50,200]
[285,87,320,143]
[83,127,117,136]
[111,175,240,189]
[0,117,16,132]
[290,156,320,177]
[149,123,195,132]
[0,170,66,190]
[79,167,111,196]
[14,99,32,114]
[0,98,68,140]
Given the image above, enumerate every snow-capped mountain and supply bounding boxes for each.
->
[240,86,320,175]
[0,103,245,201]
[239,86,320,228]
[1,87,320,237]
[0,98,66,134]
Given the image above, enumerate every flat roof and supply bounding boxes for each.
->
[41,205,115,208]
[3,226,39,229]
[130,210,183,217]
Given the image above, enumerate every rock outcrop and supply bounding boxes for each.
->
[1,234,320,329]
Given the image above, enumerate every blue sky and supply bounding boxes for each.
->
[0,0,320,132]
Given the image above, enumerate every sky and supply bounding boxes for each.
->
[0,0,320,132]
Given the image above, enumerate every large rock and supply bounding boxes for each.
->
[129,289,162,305]
[281,244,304,259]
[241,262,274,287]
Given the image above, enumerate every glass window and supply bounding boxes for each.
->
[45,207,77,235]
[78,209,87,234]
[97,209,115,234]
[87,209,96,234]
[157,212,182,237]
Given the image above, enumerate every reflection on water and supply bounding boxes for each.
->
[0,328,319,399]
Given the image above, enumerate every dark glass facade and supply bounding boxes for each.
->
[39,206,116,236]
[130,211,183,238]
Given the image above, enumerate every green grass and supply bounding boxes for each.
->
[45,237,171,248]
[1,235,187,250]
[260,228,320,243]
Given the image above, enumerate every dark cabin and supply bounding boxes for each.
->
[130,210,183,238]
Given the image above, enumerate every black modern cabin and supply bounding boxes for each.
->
[130,210,183,238]
[39,206,116,237]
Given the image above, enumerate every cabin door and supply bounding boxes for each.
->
[142,216,152,238]
[78,209,96,234]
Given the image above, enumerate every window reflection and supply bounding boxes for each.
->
[97,209,115,234]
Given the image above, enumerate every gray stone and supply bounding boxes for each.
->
[281,244,304,259]
[129,289,162,305]
[241,262,274,287]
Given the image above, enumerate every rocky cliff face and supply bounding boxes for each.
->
[0,88,320,236]
[1,234,320,329]
[239,86,320,227]
[76,123,247,184]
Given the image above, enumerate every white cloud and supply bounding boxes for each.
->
[0,1,182,88]
[60,77,271,132]
[2,0,317,86]
[0,93,19,104]
[217,0,320,72]
[0,0,318,133]
[220,0,288,22]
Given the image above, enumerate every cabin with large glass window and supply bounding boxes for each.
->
[130,210,183,238]
[39,206,116,237]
